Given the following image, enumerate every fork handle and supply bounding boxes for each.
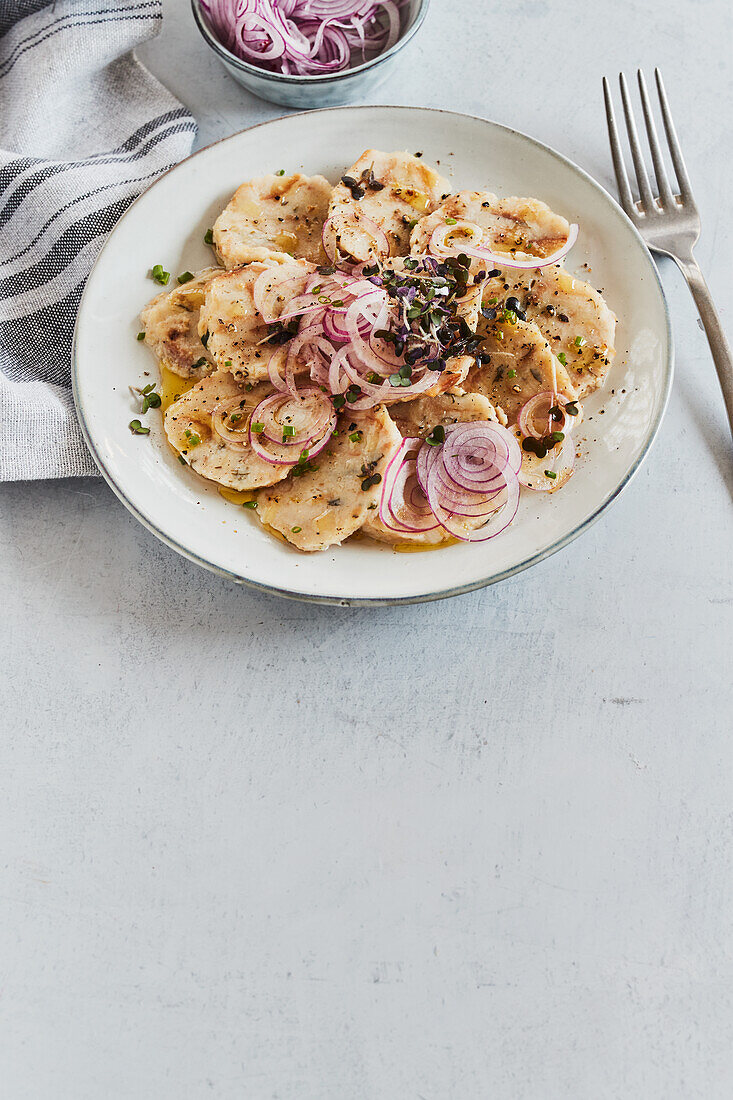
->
[675,255,733,438]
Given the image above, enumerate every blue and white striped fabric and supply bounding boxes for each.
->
[0,0,196,480]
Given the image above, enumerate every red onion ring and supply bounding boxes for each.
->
[379,439,440,533]
[517,391,578,439]
[248,387,336,465]
[429,220,579,270]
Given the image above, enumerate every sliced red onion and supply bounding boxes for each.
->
[248,387,336,465]
[211,396,255,451]
[253,262,314,322]
[322,212,391,263]
[518,391,578,439]
[379,439,440,533]
[519,437,576,492]
[429,220,579,270]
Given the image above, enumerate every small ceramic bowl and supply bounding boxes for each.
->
[190,0,431,108]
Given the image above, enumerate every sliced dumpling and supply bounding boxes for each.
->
[164,373,289,490]
[481,264,617,397]
[389,390,501,437]
[364,391,502,546]
[213,173,332,268]
[327,150,451,262]
[198,261,312,383]
[255,405,401,552]
[465,318,578,423]
[411,191,571,260]
[140,267,220,379]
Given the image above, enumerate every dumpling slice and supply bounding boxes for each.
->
[255,405,401,552]
[411,191,571,260]
[327,150,451,261]
[198,260,313,383]
[364,391,503,546]
[140,267,220,379]
[164,372,290,490]
[213,173,332,268]
[465,318,578,423]
[481,264,617,397]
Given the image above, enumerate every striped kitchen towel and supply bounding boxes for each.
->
[0,0,196,480]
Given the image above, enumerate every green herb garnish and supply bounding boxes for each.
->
[507,369,517,379]
[204,228,214,245]
[251,421,264,434]
[177,271,194,284]
[137,331,145,341]
[557,352,567,366]
[426,424,445,446]
[242,500,257,509]
[349,431,363,443]
[129,419,149,435]
[544,470,558,479]
[150,263,170,285]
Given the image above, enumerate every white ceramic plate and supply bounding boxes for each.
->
[73,106,672,605]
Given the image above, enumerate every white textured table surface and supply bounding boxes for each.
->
[2,1,733,1096]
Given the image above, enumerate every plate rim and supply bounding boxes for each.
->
[72,104,674,607]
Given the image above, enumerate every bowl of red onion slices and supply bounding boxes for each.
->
[191,0,429,107]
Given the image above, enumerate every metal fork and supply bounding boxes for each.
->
[603,68,733,438]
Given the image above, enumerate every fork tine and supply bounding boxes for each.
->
[654,67,693,201]
[636,70,675,208]
[602,76,635,216]
[618,71,654,211]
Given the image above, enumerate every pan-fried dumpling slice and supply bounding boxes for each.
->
[198,261,313,383]
[140,267,220,379]
[255,405,401,552]
[327,150,451,262]
[481,264,617,397]
[466,318,578,423]
[411,191,571,261]
[213,173,332,267]
[164,373,289,490]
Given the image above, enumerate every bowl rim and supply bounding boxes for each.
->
[72,104,674,607]
[190,0,431,85]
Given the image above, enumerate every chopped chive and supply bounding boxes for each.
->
[177,271,194,284]
[445,217,458,225]
[276,169,286,176]
[129,419,149,435]
[251,421,264,433]
[544,470,558,479]
[201,330,210,348]
[282,424,296,439]
[291,525,302,532]
[204,228,214,245]
[137,331,145,341]
[178,455,187,464]
[242,500,257,509]
[141,384,155,394]
[507,369,517,379]
[150,264,170,285]
[349,431,362,443]
[557,352,567,366]
[574,335,586,348]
